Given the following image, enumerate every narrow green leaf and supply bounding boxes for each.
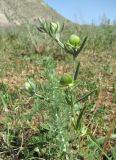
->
[61,23,64,32]
[64,43,74,55]
[45,21,50,35]
[76,89,96,103]
[36,27,44,32]
[76,105,87,130]
[76,36,87,57]
[88,131,111,160]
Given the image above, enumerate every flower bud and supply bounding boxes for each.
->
[50,22,60,34]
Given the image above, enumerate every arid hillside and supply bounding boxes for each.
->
[0,0,68,26]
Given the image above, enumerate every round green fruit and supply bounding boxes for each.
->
[60,74,73,86]
[69,34,80,47]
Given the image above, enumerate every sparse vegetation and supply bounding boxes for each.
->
[0,18,116,160]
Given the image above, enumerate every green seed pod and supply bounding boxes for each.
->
[60,74,73,86]
[69,34,80,47]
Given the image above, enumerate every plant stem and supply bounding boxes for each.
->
[55,38,64,49]
[73,56,76,79]
[69,88,76,122]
